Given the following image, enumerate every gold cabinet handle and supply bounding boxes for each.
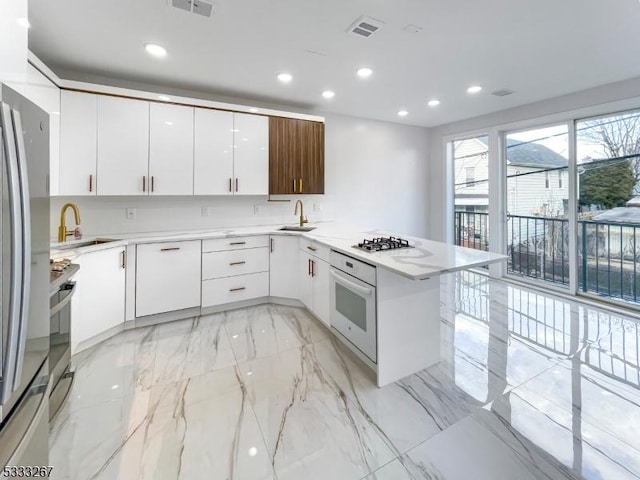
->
[151,176,155,193]
[229,178,232,192]
[229,261,246,266]
[120,250,126,269]
[230,287,246,292]
[299,178,303,193]
[89,174,93,192]
[160,247,180,252]
[229,241,246,246]
[293,179,297,193]
[235,178,239,192]
[307,246,317,252]
[142,175,146,192]
[270,238,274,253]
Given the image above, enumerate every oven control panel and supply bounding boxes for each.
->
[329,250,376,286]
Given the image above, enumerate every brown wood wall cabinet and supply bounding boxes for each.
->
[269,116,325,194]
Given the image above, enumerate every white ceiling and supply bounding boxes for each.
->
[28,0,640,127]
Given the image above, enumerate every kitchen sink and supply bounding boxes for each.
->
[53,238,117,249]
[279,226,317,232]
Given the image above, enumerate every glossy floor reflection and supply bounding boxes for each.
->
[50,273,640,479]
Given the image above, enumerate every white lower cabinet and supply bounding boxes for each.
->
[300,249,330,326]
[201,236,269,307]
[135,240,201,317]
[71,246,126,352]
[202,272,269,307]
[269,235,299,299]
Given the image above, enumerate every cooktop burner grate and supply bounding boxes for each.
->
[353,236,414,252]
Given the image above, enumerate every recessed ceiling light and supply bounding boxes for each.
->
[144,43,167,58]
[322,90,335,99]
[158,95,171,101]
[16,18,30,29]
[467,85,482,94]
[242,137,249,142]
[356,67,373,78]
[164,121,174,126]
[398,110,409,117]
[277,73,293,83]
[249,107,259,113]
[427,99,440,107]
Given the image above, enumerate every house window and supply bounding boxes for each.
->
[466,167,475,184]
[558,170,563,188]
[545,171,550,189]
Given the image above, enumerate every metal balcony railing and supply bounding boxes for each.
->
[454,211,640,304]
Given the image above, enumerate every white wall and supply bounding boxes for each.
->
[429,76,640,242]
[0,0,27,89]
[323,113,429,237]
[51,112,430,239]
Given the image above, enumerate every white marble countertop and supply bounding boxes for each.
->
[51,222,506,280]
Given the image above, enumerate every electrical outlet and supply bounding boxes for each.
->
[313,203,321,212]
[126,208,136,220]
[201,206,211,217]
[254,204,263,215]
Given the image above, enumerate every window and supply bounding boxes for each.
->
[466,167,475,184]
[545,171,550,189]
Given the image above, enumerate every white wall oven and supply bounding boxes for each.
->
[329,251,377,363]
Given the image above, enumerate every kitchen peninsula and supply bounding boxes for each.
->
[51,222,505,386]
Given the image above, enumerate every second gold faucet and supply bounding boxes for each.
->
[57,202,81,242]
[294,200,307,227]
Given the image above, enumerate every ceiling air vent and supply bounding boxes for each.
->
[347,15,385,38]
[170,0,214,18]
[491,88,515,97]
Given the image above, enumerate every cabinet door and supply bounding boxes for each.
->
[269,116,300,194]
[233,113,268,195]
[299,251,314,310]
[194,109,234,195]
[269,236,299,299]
[299,120,325,194]
[135,240,201,317]
[311,257,330,327]
[59,91,97,195]
[149,103,194,195]
[97,96,149,195]
[72,247,125,351]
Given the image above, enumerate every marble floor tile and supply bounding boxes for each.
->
[272,304,330,345]
[474,392,640,480]
[362,459,414,480]
[491,357,640,470]
[50,392,150,480]
[402,415,559,480]
[238,345,396,480]
[223,305,305,363]
[140,367,276,480]
[312,338,483,455]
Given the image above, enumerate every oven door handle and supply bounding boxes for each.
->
[330,269,373,296]
[50,282,77,317]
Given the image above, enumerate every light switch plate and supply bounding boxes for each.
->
[254,205,263,215]
[126,208,136,220]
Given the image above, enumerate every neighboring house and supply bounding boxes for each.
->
[454,137,568,248]
[627,196,640,207]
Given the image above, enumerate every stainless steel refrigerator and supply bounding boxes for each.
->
[0,84,50,472]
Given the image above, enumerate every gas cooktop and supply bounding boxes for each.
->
[353,236,414,253]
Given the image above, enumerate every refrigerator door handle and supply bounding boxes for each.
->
[0,103,24,405]
[11,109,31,391]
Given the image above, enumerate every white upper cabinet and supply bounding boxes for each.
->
[194,109,234,195]
[233,113,268,195]
[97,96,149,195]
[59,91,97,196]
[149,103,194,195]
